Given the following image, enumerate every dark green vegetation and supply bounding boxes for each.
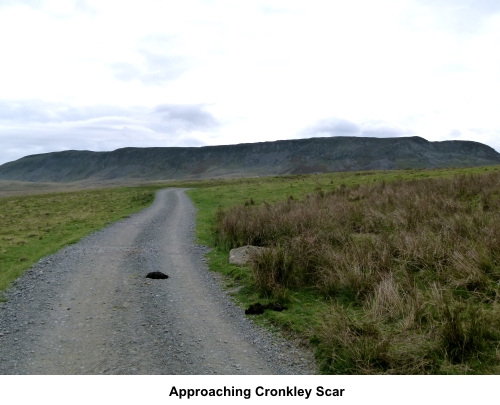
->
[0,187,157,292]
[188,166,500,374]
[1,136,499,183]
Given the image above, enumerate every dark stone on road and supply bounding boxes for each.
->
[146,272,169,279]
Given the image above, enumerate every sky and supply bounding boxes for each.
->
[1,0,500,165]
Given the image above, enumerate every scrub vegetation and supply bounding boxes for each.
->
[188,165,500,374]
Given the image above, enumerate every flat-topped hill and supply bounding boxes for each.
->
[0,136,499,182]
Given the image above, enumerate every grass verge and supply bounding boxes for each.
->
[0,186,158,292]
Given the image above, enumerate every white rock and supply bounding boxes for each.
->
[229,245,267,265]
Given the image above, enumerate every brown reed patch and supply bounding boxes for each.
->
[215,171,500,373]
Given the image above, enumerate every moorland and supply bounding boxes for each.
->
[2,164,500,373]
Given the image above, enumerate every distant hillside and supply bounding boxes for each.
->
[1,136,499,183]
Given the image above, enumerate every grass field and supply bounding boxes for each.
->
[1,165,500,373]
[0,187,158,292]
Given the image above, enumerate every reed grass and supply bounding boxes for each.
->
[214,171,500,373]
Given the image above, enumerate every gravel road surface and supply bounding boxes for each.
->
[0,188,315,374]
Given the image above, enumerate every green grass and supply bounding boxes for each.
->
[0,186,158,292]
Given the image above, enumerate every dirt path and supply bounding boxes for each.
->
[0,189,315,374]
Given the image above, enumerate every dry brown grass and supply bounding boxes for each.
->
[215,172,500,373]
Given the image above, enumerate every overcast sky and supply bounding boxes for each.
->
[1,0,499,165]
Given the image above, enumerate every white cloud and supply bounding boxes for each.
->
[0,0,500,165]
[300,117,415,140]
[0,100,218,163]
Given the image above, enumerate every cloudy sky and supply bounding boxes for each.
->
[0,0,499,165]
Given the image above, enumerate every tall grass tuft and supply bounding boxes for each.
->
[215,171,500,373]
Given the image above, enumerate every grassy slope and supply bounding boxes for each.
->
[3,137,500,183]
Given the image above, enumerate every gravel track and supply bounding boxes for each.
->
[0,188,316,375]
